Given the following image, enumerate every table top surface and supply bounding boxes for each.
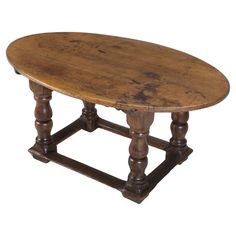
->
[7,32,229,112]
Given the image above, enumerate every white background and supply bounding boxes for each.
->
[0,0,235,235]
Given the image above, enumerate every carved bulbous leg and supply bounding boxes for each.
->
[122,111,154,203]
[81,101,98,132]
[166,112,192,164]
[29,81,57,163]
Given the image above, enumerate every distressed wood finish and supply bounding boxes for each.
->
[7,33,230,203]
[7,32,229,112]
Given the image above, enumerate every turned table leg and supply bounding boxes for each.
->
[166,112,192,164]
[122,111,154,203]
[28,81,57,163]
[81,101,98,132]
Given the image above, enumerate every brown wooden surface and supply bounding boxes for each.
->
[7,32,229,112]
[122,111,154,202]
[29,81,57,163]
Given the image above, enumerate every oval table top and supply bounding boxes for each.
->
[7,32,229,112]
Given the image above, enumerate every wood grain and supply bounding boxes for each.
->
[123,111,154,202]
[7,32,229,112]
[29,81,57,163]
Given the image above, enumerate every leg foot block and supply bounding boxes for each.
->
[122,187,148,203]
[28,147,50,163]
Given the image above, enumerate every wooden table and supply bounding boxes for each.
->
[7,33,229,203]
